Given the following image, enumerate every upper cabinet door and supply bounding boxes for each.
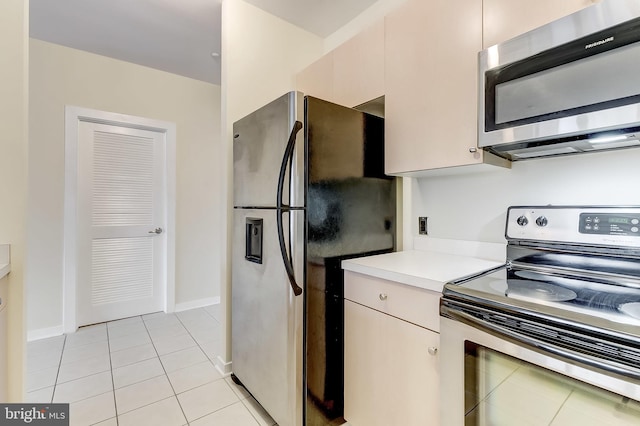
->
[297,20,385,108]
[296,53,334,104]
[332,20,385,108]
[384,0,487,174]
[483,0,601,48]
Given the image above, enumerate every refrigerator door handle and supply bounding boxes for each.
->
[277,209,303,296]
[276,120,303,209]
[276,120,303,297]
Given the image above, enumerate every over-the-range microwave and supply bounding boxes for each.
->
[479,0,640,160]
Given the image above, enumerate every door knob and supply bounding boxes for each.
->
[148,227,163,234]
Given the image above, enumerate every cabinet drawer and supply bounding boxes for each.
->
[344,271,441,332]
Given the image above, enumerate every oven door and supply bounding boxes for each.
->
[440,316,640,426]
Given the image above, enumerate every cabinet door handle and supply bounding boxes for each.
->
[379,293,388,301]
[428,347,438,356]
[469,147,478,153]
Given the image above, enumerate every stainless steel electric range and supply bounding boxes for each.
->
[440,206,640,426]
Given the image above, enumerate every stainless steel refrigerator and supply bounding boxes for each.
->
[232,92,395,426]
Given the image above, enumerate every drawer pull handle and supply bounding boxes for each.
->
[379,293,388,301]
[428,347,438,356]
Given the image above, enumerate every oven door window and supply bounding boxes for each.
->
[464,341,640,425]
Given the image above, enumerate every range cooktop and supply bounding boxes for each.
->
[445,206,640,336]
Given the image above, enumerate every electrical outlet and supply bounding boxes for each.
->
[419,217,428,235]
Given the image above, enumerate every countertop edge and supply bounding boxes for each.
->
[342,249,504,292]
[342,262,445,293]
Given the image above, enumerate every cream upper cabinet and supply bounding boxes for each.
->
[296,20,384,108]
[483,0,601,48]
[332,20,385,108]
[384,0,507,175]
[343,271,440,426]
[296,52,334,103]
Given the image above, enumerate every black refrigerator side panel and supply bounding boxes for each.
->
[362,113,386,179]
[305,97,395,253]
[304,96,396,426]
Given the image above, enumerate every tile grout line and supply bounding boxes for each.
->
[49,324,115,423]
[171,310,229,424]
[141,312,190,425]
[172,309,227,423]
[50,335,68,403]
[29,308,224,424]
[548,388,575,425]
[105,320,121,426]
[177,308,269,426]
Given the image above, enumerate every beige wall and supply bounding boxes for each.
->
[28,39,221,334]
[0,0,28,401]
[218,0,324,367]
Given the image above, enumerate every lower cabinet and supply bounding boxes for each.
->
[344,272,440,425]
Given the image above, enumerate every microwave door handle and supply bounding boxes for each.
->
[276,120,303,297]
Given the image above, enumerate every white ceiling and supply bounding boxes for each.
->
[29,0,378,86]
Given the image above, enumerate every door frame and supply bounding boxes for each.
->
[63,106,176,333]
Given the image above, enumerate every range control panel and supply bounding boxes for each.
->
[506,206,640,248]
[579,213,640,236]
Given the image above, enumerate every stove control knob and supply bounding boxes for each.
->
[536,216,548,227]
[516,215,528,226]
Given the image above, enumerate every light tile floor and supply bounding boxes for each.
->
[25,305,277,426]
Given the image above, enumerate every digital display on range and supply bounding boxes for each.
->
[579,213,640,237]
[609,217,629,224]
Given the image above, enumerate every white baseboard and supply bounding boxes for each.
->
[214,355,232,377]
[174,296,220,313]
[28,298,220,341]
[27,325,65,342]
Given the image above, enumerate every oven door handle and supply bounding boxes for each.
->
[442,305,640,380]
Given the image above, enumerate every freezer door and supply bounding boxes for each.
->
[305,96,386,183]
[233,92,305,208]
[305,96,395,259]
[232,208,304,426]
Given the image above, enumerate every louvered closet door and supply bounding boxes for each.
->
[77,121,165,326]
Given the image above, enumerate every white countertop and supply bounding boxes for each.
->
[0,244,10,280]
[342,249,504,293]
